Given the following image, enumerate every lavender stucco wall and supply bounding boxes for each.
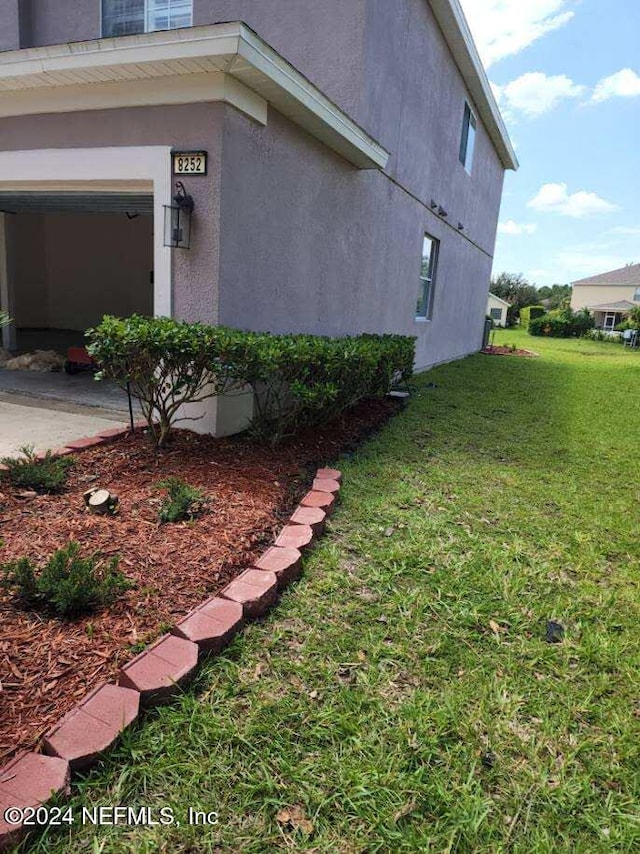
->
[0,103,224,324]
[193,0,366,120]
[363,0,505,255]
[217,106,493,370]
[24,0,99,47]
[0,0,20,51]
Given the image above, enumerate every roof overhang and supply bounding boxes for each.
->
[430,0,518,171]
[488,293,510,307]
[588,301,636,312]
[0,22,389,171]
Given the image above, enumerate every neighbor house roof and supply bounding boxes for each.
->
[488,293,510,307]
[587,300,636,312]
[0,22,388,170]
[431,0,518,171]
[573,263,640,288]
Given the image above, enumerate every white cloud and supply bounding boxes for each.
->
[498,220,537,235]
[554,250,632,278]
[493,72,585,117]
[607,225,640,237]
[459,0,575,68]
[528,183,619,218]
[591,68,640,103]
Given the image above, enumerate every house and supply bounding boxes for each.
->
[487,293,510,328]
[0,0,517,435]
[571,263,640,331]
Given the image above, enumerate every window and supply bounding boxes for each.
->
[102,0,192,38]
[490,308,502,320]
[416,235,439,320]
[459,103,477,174]
[634,287,640,302]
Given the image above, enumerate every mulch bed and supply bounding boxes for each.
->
[481,345,539,357]
[0,398,400,762]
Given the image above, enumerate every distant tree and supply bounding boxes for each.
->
[490,272,539,325]
[538,284,572,309]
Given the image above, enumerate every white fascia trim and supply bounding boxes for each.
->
[429,0,518,171]
[0,23,388,170]
[0,146,173,317]
[0,72,267,125]
[488,293,511,307]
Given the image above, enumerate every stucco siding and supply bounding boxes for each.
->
[363,0,505,255]
[0,103,224,324]
[24,0,99,48]
[571,286,639,311]
[218,105,490,370]
[193,0,367,120]
[0,0,20,51]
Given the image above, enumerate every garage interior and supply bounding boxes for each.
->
[0,192,153,411]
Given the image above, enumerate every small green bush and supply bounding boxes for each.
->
[0,445,74,493]
[583,329,620,342]
[157,477,206,523]
[529,308,595,338]
[519,305,546,330]
[1,541,132,617]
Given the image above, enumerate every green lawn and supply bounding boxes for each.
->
[26,329,640,854]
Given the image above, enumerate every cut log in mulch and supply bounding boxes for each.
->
[481,345,539,357]
[0,397,401,762]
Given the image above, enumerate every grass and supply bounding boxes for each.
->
[23,329,640,853]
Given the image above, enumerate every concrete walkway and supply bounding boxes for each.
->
[0,393,128,457]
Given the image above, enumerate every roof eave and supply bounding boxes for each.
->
[0,22,389,171]
[429,0,518,171]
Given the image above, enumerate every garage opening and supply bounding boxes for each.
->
[0,191,153,411]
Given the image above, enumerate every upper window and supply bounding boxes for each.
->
[634,287,640,302]
[416,234,439,320]
[102,0,193,38]
[459,103,477,174]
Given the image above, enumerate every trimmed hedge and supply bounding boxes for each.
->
[528,308,595,338]
[87,316,415,446]
[519,305,546,330]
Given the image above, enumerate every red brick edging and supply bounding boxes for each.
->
[0,427,342,851]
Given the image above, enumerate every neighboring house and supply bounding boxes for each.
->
[0,0,516,434]
[571,263,640,331]
[487,293,509,328]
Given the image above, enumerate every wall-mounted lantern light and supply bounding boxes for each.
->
[163,181,194,249]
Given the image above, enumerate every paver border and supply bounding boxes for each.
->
[0,425,341,851]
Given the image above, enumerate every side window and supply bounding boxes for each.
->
[459,102,477,174]
[490,308,502,320]
[633,287,640,302]
[102,0,193,38]
[102,0,145,37]
[416,235,439,320]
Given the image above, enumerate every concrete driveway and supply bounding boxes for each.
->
[0,392,129,457]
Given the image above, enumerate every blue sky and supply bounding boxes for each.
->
[459,0,640,286]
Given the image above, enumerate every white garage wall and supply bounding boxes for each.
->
[11,212,153,331]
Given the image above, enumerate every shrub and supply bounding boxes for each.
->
[583,329,617,342]
[0,541,132,617]
[157,477,206,523]
[519,305,546,330]
[87,316,251,449]
[529,308,595,338]
[0,445,74,493]
[249,332,415,441]
[0,311,11,328]
[87,317,416,446]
